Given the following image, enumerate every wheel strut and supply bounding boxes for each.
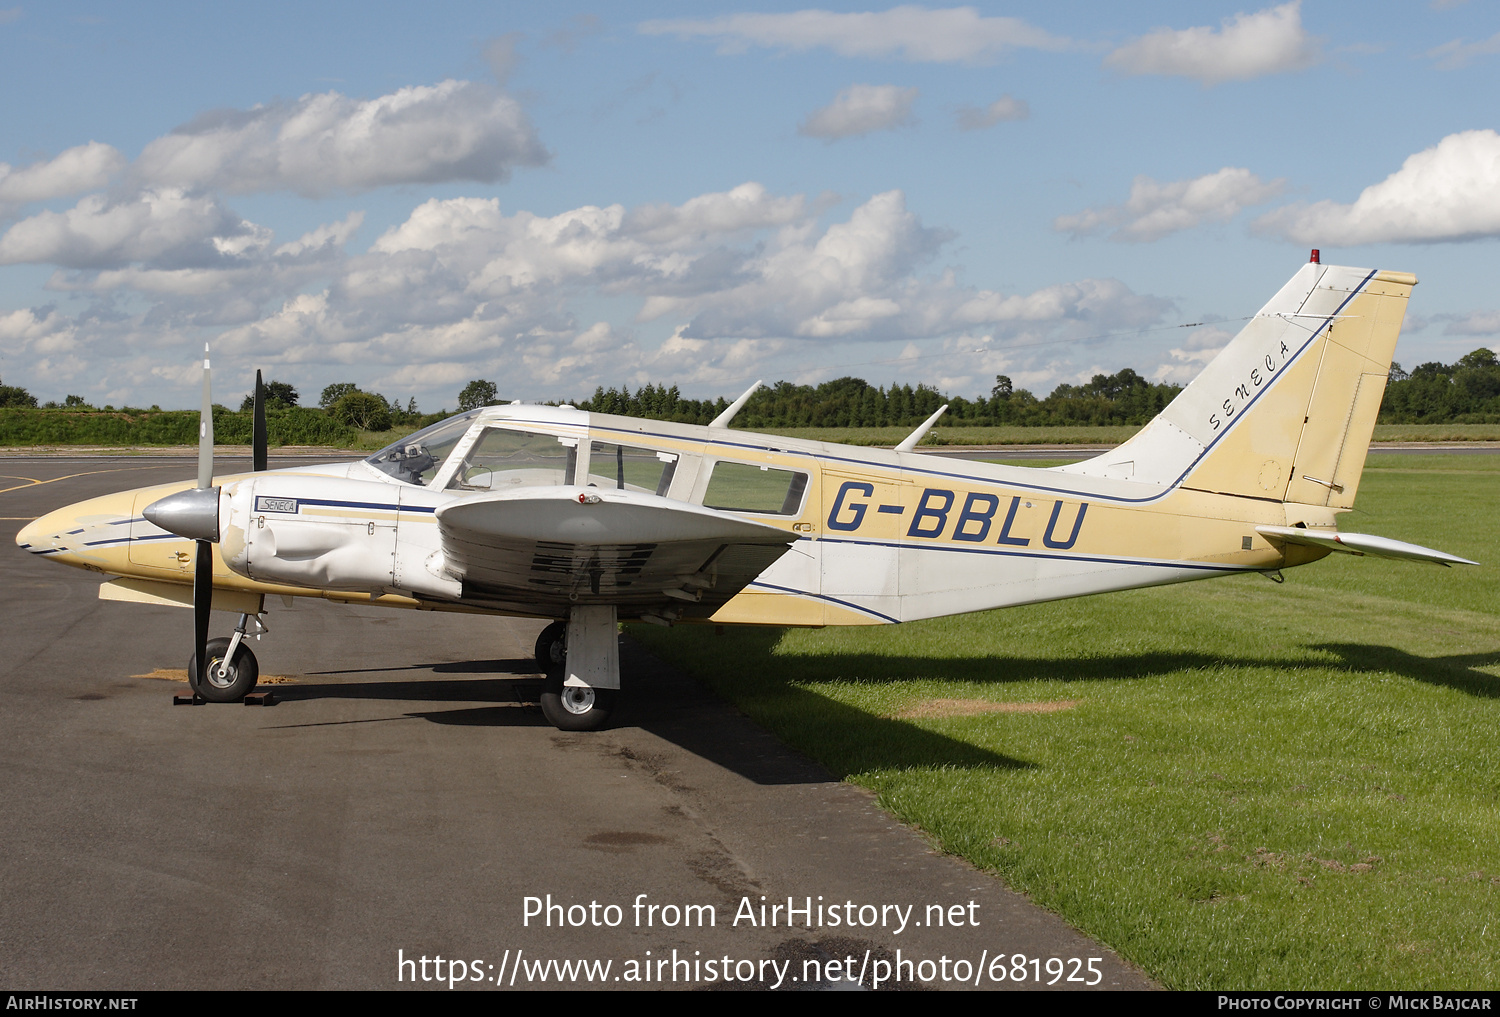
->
[539,605,619,730]
[218,612,267,681]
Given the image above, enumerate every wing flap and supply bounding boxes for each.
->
[436,487,798,610]
[1256,525,1478,567]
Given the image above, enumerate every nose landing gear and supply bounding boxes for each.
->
[186,612,265,702]
[187,637,259,702]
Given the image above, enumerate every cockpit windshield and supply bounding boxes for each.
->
[365,410,478,485]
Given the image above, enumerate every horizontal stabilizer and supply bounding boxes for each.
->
[1255,525,1478,567]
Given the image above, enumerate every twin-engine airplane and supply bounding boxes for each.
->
[17,256,1476,729]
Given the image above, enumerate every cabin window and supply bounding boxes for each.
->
[364,410,477,485]
[587,442,678,496]
[703,461,808,515]
[447,427,578,491]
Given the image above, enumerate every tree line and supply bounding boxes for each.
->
[1380,349,1500,423]
[3,347,1499,445]
[0,379,427,446]
[465,347,1500,427]
[575,370,1183,428]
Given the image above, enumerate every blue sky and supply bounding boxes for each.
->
[1,1,1497,410]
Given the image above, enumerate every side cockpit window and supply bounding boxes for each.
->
[587,442,678,496]
[365,411,477,486]
[447,427,578,491]
[703,461,808,516]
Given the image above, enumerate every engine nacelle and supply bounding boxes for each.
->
[221,475,400,592]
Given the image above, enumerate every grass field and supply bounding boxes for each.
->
[631,454,1500,989]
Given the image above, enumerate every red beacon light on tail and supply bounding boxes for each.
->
[1309,248,1320,264]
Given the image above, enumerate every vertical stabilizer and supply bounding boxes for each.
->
[1059,263,1416,508]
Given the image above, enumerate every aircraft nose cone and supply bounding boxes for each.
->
[16,507,73,558]
[16,515,46,550]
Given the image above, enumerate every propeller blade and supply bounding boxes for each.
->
[197,344,214,491]
[191,345,218,694]
[252,369,267,472]
[194,538,213,689]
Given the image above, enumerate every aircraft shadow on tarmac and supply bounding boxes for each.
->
[265,644,1032,783]
[256,631,1500,784]
[301,657,538,677]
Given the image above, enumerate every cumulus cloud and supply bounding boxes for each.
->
[952,278,1167,329]
[1439,311,1500,336]
[1055,167,1286,242]
[0,188,266,269]
[668,190,950,338]
[1427,31,1500,70]
[639,6,1067,63]
[274,212,365,260]
[3,182,1171,408]
[955,95,1028,131]
[1254,130,1500,245]
[0,142,126,203]
[208,186,1165,378]
[800,84,917,140]
[134,79,547,197]
[0,306,77,353]
[0,195,363,354]
[621,182,816,243]
[1104,2,1321,85]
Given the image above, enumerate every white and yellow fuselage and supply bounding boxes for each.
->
[17,262,1437,630]
[14,423,1332,627]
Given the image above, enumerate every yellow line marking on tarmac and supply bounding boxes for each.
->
[0,464,180,495]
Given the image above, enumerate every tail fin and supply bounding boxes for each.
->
[1060,261,1416,508]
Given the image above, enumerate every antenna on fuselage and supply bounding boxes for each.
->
[894,403,948,452]
[709,379,763,428]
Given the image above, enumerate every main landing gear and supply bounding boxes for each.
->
[186,612,265,702]
[534,606,619,731]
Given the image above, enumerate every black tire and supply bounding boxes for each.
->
[187,637,259,703]
[534,620,567,676]
[539,673,616,731]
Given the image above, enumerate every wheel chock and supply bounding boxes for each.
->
[171,689,275,705]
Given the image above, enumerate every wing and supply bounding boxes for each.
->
[435,487,798,615]
[1256,525,1478,567]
